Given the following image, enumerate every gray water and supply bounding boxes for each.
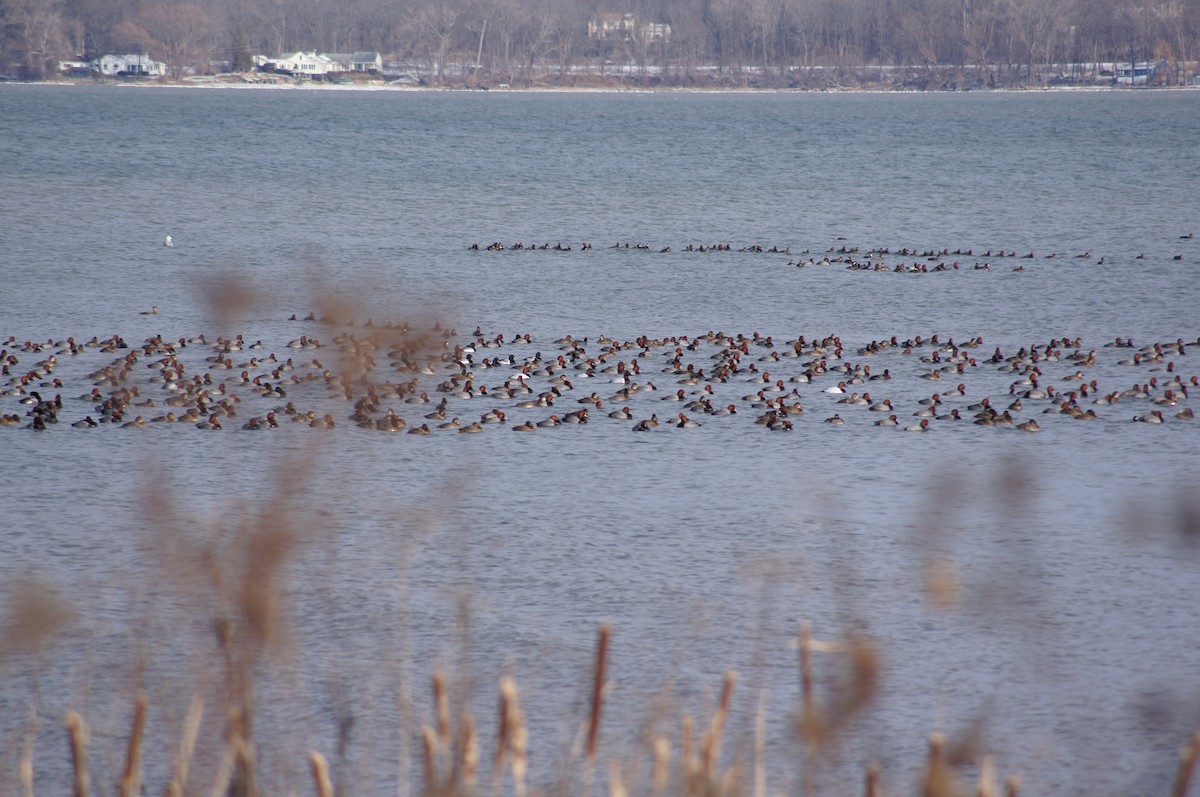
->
[1,85,1198,796]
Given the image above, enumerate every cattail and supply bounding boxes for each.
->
[309,752,334,797]
[1004,774,1021,797]
[1171,731,1200,797]
[652,736,671,797]
[587,623,612,762]
[501,677,528,797]
[120,695,148,797]
[977,756,997,797]
[66,710,88,797]
[864,760,880,797]
[700,671,736,776]
[608,761,627,797]
[165,696,204,797]
[922,732,956,797]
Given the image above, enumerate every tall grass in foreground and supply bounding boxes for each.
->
[9,614,1200,797]
[5,489,1200,797]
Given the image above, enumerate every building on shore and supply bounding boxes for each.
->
[96,54,168,77]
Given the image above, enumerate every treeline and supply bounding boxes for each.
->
[3,0,1197,87]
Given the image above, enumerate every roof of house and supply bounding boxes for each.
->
[326,52,381,62]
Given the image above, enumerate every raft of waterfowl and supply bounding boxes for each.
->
[2,321,1196,435]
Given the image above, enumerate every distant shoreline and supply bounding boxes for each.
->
[7,78,1200,95]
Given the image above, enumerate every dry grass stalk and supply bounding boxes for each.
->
[700,671,736,778]
[836,636,880,721]
[976,756,997,797]
[922,732,960,797]
[651,737,670,797]
[491,681,511,784]
[798,623,813,713]
[496,676,527,797]
[460,711,479,788]
[120,694,148,797]
[1004,775,1020,797]
[1171,732,1200,797]
[428,670,455,790]
[225,708,259,797]
[207,735,236,797]
[19,716,36,797]
[681,716,695,777]
[511,714,528,797]
[607,760,627,797]
[864,760,879,797]
[433,671,451,751]
[754,691,767,797]
[66,710,88,797]
[421,725,439,793]
[797,621,826,753]
[165,695,204,797]
[309,752,334,797]
[587,623,612,763]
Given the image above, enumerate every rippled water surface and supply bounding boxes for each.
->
[1,85,1198,796]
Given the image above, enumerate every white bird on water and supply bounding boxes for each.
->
[164,234,174,247]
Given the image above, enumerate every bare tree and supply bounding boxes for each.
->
[411,3,460,85]
[117,3,217,78]
[1006,0,1064,84]
[3,0,71,77]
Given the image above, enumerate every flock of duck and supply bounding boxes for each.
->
[470,241,1192,271]
[1,319,1196,436]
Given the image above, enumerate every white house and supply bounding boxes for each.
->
[326,52,383,72]
[96,53,168,77]
[1113,59,1167,85]
[587,13,671,44]
[588,13,637,40]
[266,51,337,76]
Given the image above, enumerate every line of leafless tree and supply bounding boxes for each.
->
[3,0,1197,87]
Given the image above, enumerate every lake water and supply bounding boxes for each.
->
[0,84,1198,797]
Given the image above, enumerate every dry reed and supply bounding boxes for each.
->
[119,694,147,797]
[66,710,87,797]
[1171,731,1200,797]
